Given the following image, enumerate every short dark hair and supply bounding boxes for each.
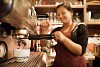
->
[56,3,73,13]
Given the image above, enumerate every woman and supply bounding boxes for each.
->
[40,3,88,67]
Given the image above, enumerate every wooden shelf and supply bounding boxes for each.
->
[35,5,56,14]
[86,22,100,25]
[35,5,84,9]
[86,2,100,5]
[34,5,56,8]
[51,23,63,25]
[35,5,84,15]
[51,23,63,28]
[71,5,84,8]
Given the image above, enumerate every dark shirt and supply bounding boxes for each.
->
[51,24,88,67]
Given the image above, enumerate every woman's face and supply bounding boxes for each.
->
[57,6,73,24]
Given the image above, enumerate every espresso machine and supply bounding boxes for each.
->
[0,0,54,63]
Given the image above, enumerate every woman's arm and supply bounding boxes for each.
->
[39,20,52,47]
[53,24,88,56]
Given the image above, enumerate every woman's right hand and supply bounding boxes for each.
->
[53,31,65,41]
[40,20,51,27]
[40,20,51,34]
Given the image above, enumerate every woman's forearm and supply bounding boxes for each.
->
[62,37,82,55]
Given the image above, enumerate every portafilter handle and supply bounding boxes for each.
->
[28,34,55,40]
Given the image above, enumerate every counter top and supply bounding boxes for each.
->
[0,51,95,67]
[0,52,46,67]
[84,55,95,60]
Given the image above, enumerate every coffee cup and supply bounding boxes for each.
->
[13,49,30,62]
